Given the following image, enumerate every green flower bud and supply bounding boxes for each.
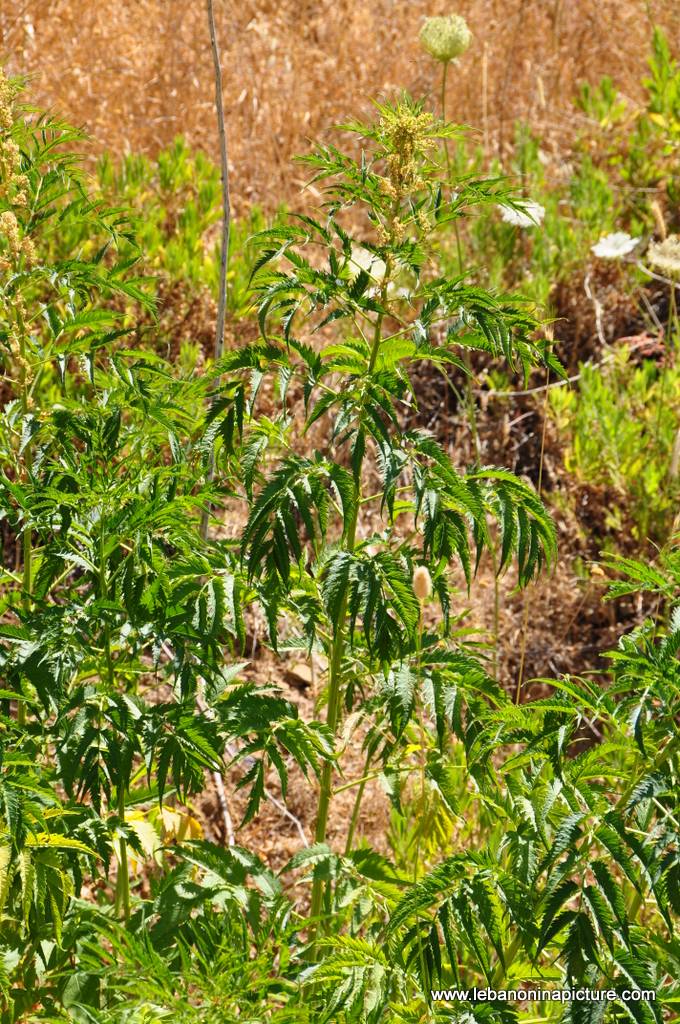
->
[419,14,471,63]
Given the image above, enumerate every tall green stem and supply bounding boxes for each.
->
[310,280,390,931]
[114,785,130,921]
[651,280,679,535]
[18,319,31,728]
[18,524,31,729]
[441,62,494,671]
[412,604,426,883]
[664,284,679,529]
[309,507,358,930]
[100,527,126,917]
[491,933,524,988]
[441,61,451,177]
[100,528,115,690]
[440,60,463,276]
[344,749,373,856]
[516,365,550,702]
[490,541,500,680]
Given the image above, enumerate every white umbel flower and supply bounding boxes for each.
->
[419,14,471,63]
[500,200,545,228]
[648,234,680,279]
[591,232,640,259]
[349,245,412,302]
[413,565,433,602]
[349,245,387,282]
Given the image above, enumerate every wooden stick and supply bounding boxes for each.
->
[202,0,231,539]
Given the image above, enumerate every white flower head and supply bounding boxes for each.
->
[419,14,471,63]
[647,234,680,279]
[387,283,411,302]
[591,231,640,260]
[349,245,413,303]
[349,245,386,282]
[500,200,545,229]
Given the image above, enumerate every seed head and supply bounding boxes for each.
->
[0,71,30,210]
[413,565,433,602]
[648,234,680,280]
[0,210,21,257]
[419,14,471,64]
[0,69,15,132]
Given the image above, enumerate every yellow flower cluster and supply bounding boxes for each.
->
[380,105,435,198]
[0,71,13,132]
[0,208,21,254]
[0,210,34,266]
[0,69,33,268]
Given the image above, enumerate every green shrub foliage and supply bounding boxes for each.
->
[0,66,677,1024]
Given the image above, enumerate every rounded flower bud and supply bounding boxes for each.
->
[419,14,471,63]
[648,235,680,280]
[413,565,433,602]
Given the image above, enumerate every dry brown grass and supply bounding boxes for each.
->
[1,0,676,214]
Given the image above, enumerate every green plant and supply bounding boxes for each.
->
[0,73,328,1017]
[51,845,307,1023]
[298,540,680,1023]
[549,352,680,541]
[576,27,680,208]
[3,53,679,1024]
[228,95,558,931]
[94,139,282,320]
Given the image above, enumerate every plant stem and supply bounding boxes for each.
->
[100,528,115,689]
[441,60,451,176]
[414,605,426,879]
[310,274,390,930]
[344,749,373,856]
[18,526,31,729]
[114,786,130,922]
[412,609,429,983]
[491,932,523,988]
[99,528,127,917]
[516,364,550,702]
[664,283,679,530]
[490,541,500,680]
[309,514,357,928]
[441,57,477,503]
[440,59,464,280]
[18,318,31,728]
[461,351,480,459]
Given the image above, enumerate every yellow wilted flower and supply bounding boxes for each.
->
[159,805,203,843]
[121,812,163,874]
